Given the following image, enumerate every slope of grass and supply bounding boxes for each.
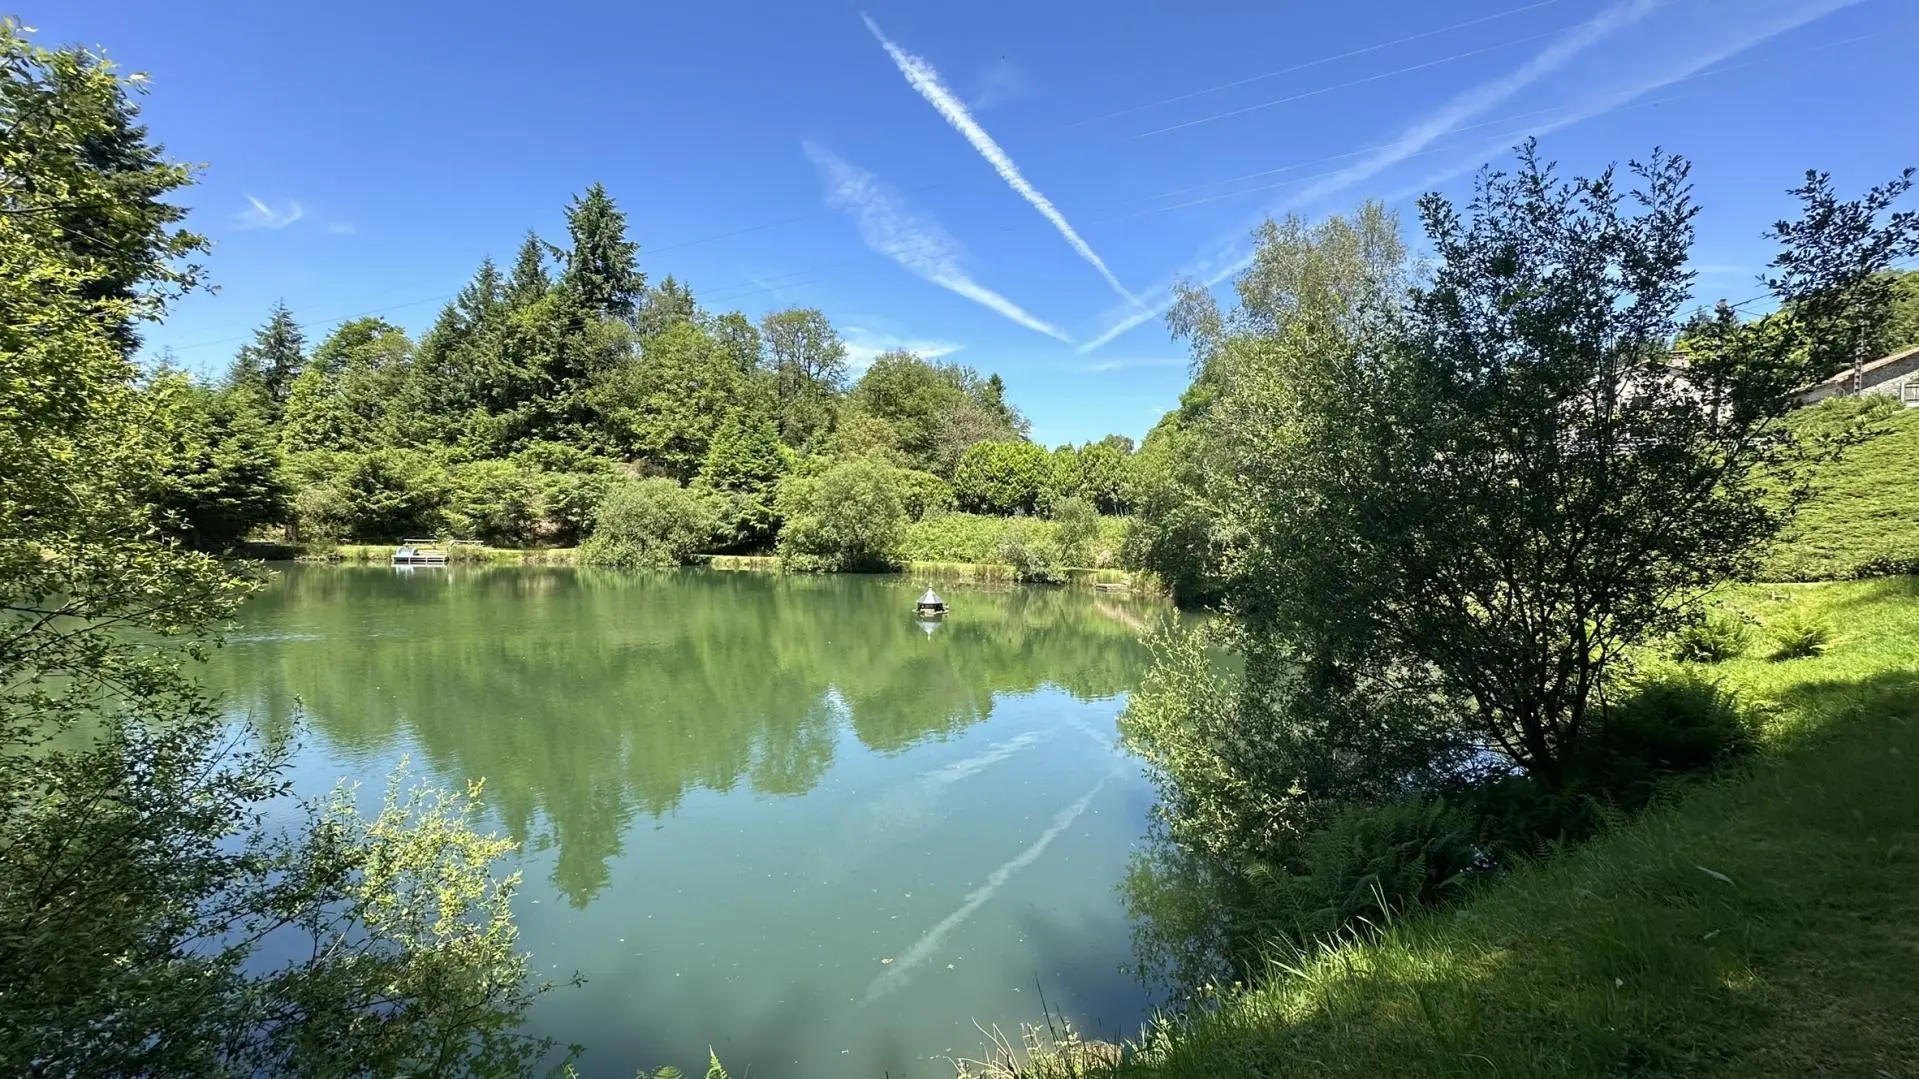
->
[984,577,1919,1079]
[1763,400,1919,581]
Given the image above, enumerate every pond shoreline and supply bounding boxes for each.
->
[242,543,1166,598]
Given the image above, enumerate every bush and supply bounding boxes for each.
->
[774,458,907,572]
[1281,799,1482,940]
[895,468,956,522]
[1670,610,1753,663]
[577,478,720,568]
[1472,671,1758,855]
[1768,611,1832,660]
[1585,672,1757,779]
[998,533,1063,584]
[287,449,448,542]
[953,440,1051,515]
[443,459,542,546]
[1049,495,1100,567]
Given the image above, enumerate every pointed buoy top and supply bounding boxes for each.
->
[918,589,944,606]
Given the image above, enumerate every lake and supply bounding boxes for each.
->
[206,565,1168,1078]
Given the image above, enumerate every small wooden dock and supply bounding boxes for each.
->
[393,539,449,565]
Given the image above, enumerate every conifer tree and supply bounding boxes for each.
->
[560,183,642,320]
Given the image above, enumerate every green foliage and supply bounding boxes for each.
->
[1582,672,1757,782]
[774,457,907,571]
[1049,496,1100,568]
[896,468,956,522]
[899,512,1129,568]
[760,307,847,449]
[1116,147,1919,990]
[578,477,720,568]
[146,374,289,550]
[1767,611,1832,660]
[954,440,1052,515]
[1671,610,1754,663]
[698,409,789,549]
[1765,169,1919,384]
[561,182,643,320]
[1054,437,1136,514]
[597,321,741,479]
[0,23,556,1074]
[1004,581,1919,1079]
[288,449,449,542]
[1121,412,1233,605]
[1283,799,1481,940]
[226,301,305,411]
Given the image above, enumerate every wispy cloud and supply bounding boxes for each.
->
[1277,0,1662,213]
[1077,356,1190,374]
[234,194,304,230]
[843,326,966,372]
[805,141,1071,342]
[862,13,1140,308]
[1079,0,1862,353]
[326,221,356,235]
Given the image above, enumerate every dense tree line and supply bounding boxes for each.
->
[158,202,1148,571]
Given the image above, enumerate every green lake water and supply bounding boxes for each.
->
[206,565,1168,1077]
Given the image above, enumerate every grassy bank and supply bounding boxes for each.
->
[1763,400,1919,581]
[300,543,579,565]
[985,577,1919,1078]
[704,554,1146,593]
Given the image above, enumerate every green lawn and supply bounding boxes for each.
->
[985,577,1919,1078]
[1763,402,1919,581]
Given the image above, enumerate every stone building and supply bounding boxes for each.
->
[1794,343,1919,406]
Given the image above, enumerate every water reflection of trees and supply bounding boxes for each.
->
[208,567,1156,905]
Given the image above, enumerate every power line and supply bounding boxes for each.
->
[1132,26,1567,140]
[1075,0,1569,127]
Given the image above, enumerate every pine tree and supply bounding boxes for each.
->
[227,302,305,409]
[638,274,697,337]
[505,230,550,309]
[455,257,505,330]
[560,183,642,320]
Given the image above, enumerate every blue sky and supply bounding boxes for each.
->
[41,0,1916,445]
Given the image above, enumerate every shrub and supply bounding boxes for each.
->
[1768,612,1833,661]
[1281,798,1482,940]
[1585,672,1757,780]
[287,449,449,542]
[998,533,1063,584]
[1049,495,1100,567]
[1472,672,1758,855]
[443,459,542,546]
[577,478,720,568]
[953,440,1051,515]
[1670,610,1753,663]
[896,469,956,522]
[774,458,907,572]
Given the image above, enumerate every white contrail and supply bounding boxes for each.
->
[1079,0,1854,354]
[1276,0,1664,212]
[860,772,1116,1003]
[805,141,1072,342]
[863,13,1142,309]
